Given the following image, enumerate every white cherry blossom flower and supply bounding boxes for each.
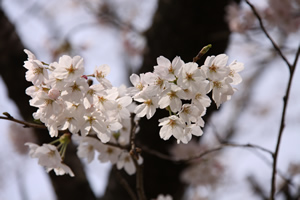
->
[212,78,235,108]
[80,111,107,141]
[30,91,64,118]
[24,59,48,85]
[76,136,104,163]
[25,142,39,157]
[26,143,61,168]
[62,78,89,102]
[228,60,244,85]
[94,64,113,89]
[117,118,131,146]
[158,84,185,113]
[117,151,143,175]
[45,73,67,90]
[25,85,42,98]
[52,55,84,82]
[178,104,203,123]
[201,54,230,81]
[96,119,122,143]
[134,93,159,119]
[83,84,105,109]
[158,115,185,141]
[177,62,206,90]
[191,83,211,110]
[128,73,149,96]
[154,56,184,81]
[142,72,168,96]
[47,163,74,177]
[94,88,118,113]
[116,96,132,120]
[98,143,122,164]
[186,123,203,136]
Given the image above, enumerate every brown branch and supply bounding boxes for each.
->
[141,142,273,163]
[292,44,300,69]
[114,167,138,200]
[0,114,46,129]
[221,142,273,156]
[245,0,292,71]
[270,43,300,200]
[245,2,300,199]
[128,113,146,200]
[132,158,146,200]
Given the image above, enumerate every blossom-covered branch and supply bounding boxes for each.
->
[0,43,244,200]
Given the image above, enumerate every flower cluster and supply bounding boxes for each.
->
[25,133,74,176]
[23,49,243,176]
[24,50,137,175]
[129,55,243,144]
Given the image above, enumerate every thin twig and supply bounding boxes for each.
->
[114,167,138,200]
[222,142,273,156]
[270,43,300,200]
[245,0,292,70]
[141,142,273,163]
[292,45,300,68]
[132,158,146,200]
[128,114,147,200]
[245,2,300,199]
[0,115,46,129]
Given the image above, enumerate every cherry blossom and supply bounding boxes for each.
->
[134,93,159,119]
[52,55,84,82]
[201,54,230,81]
[117,151,143,175]
[22,49,244,177]
[159,115,185,141]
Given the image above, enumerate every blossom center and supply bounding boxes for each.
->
[145,99,152,106]
[195,93,201,100]
[182,106,190,114]
[86,116,96,125]
[96,71,105,78]
[167,119,177,128]
[66,64,75,74]
[71,83,80,92]
[98,96,106,103]
[45,99,53,106]
[185,72,194,81]
[209,65,218,73]
[213,81,222,88]
[47,150,56,157]
[33,67,44,75]
[168,65,174,74]
[124,155,131,163]
[168,90,177,99]
[155,77,164,88]
[136,83,144,91]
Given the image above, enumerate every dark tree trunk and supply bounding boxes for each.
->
[101,0,239,200]
[0,7,96,200]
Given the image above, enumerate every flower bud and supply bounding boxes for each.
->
[48,88,60,100]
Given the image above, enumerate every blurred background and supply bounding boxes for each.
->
[0,0,300,200]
